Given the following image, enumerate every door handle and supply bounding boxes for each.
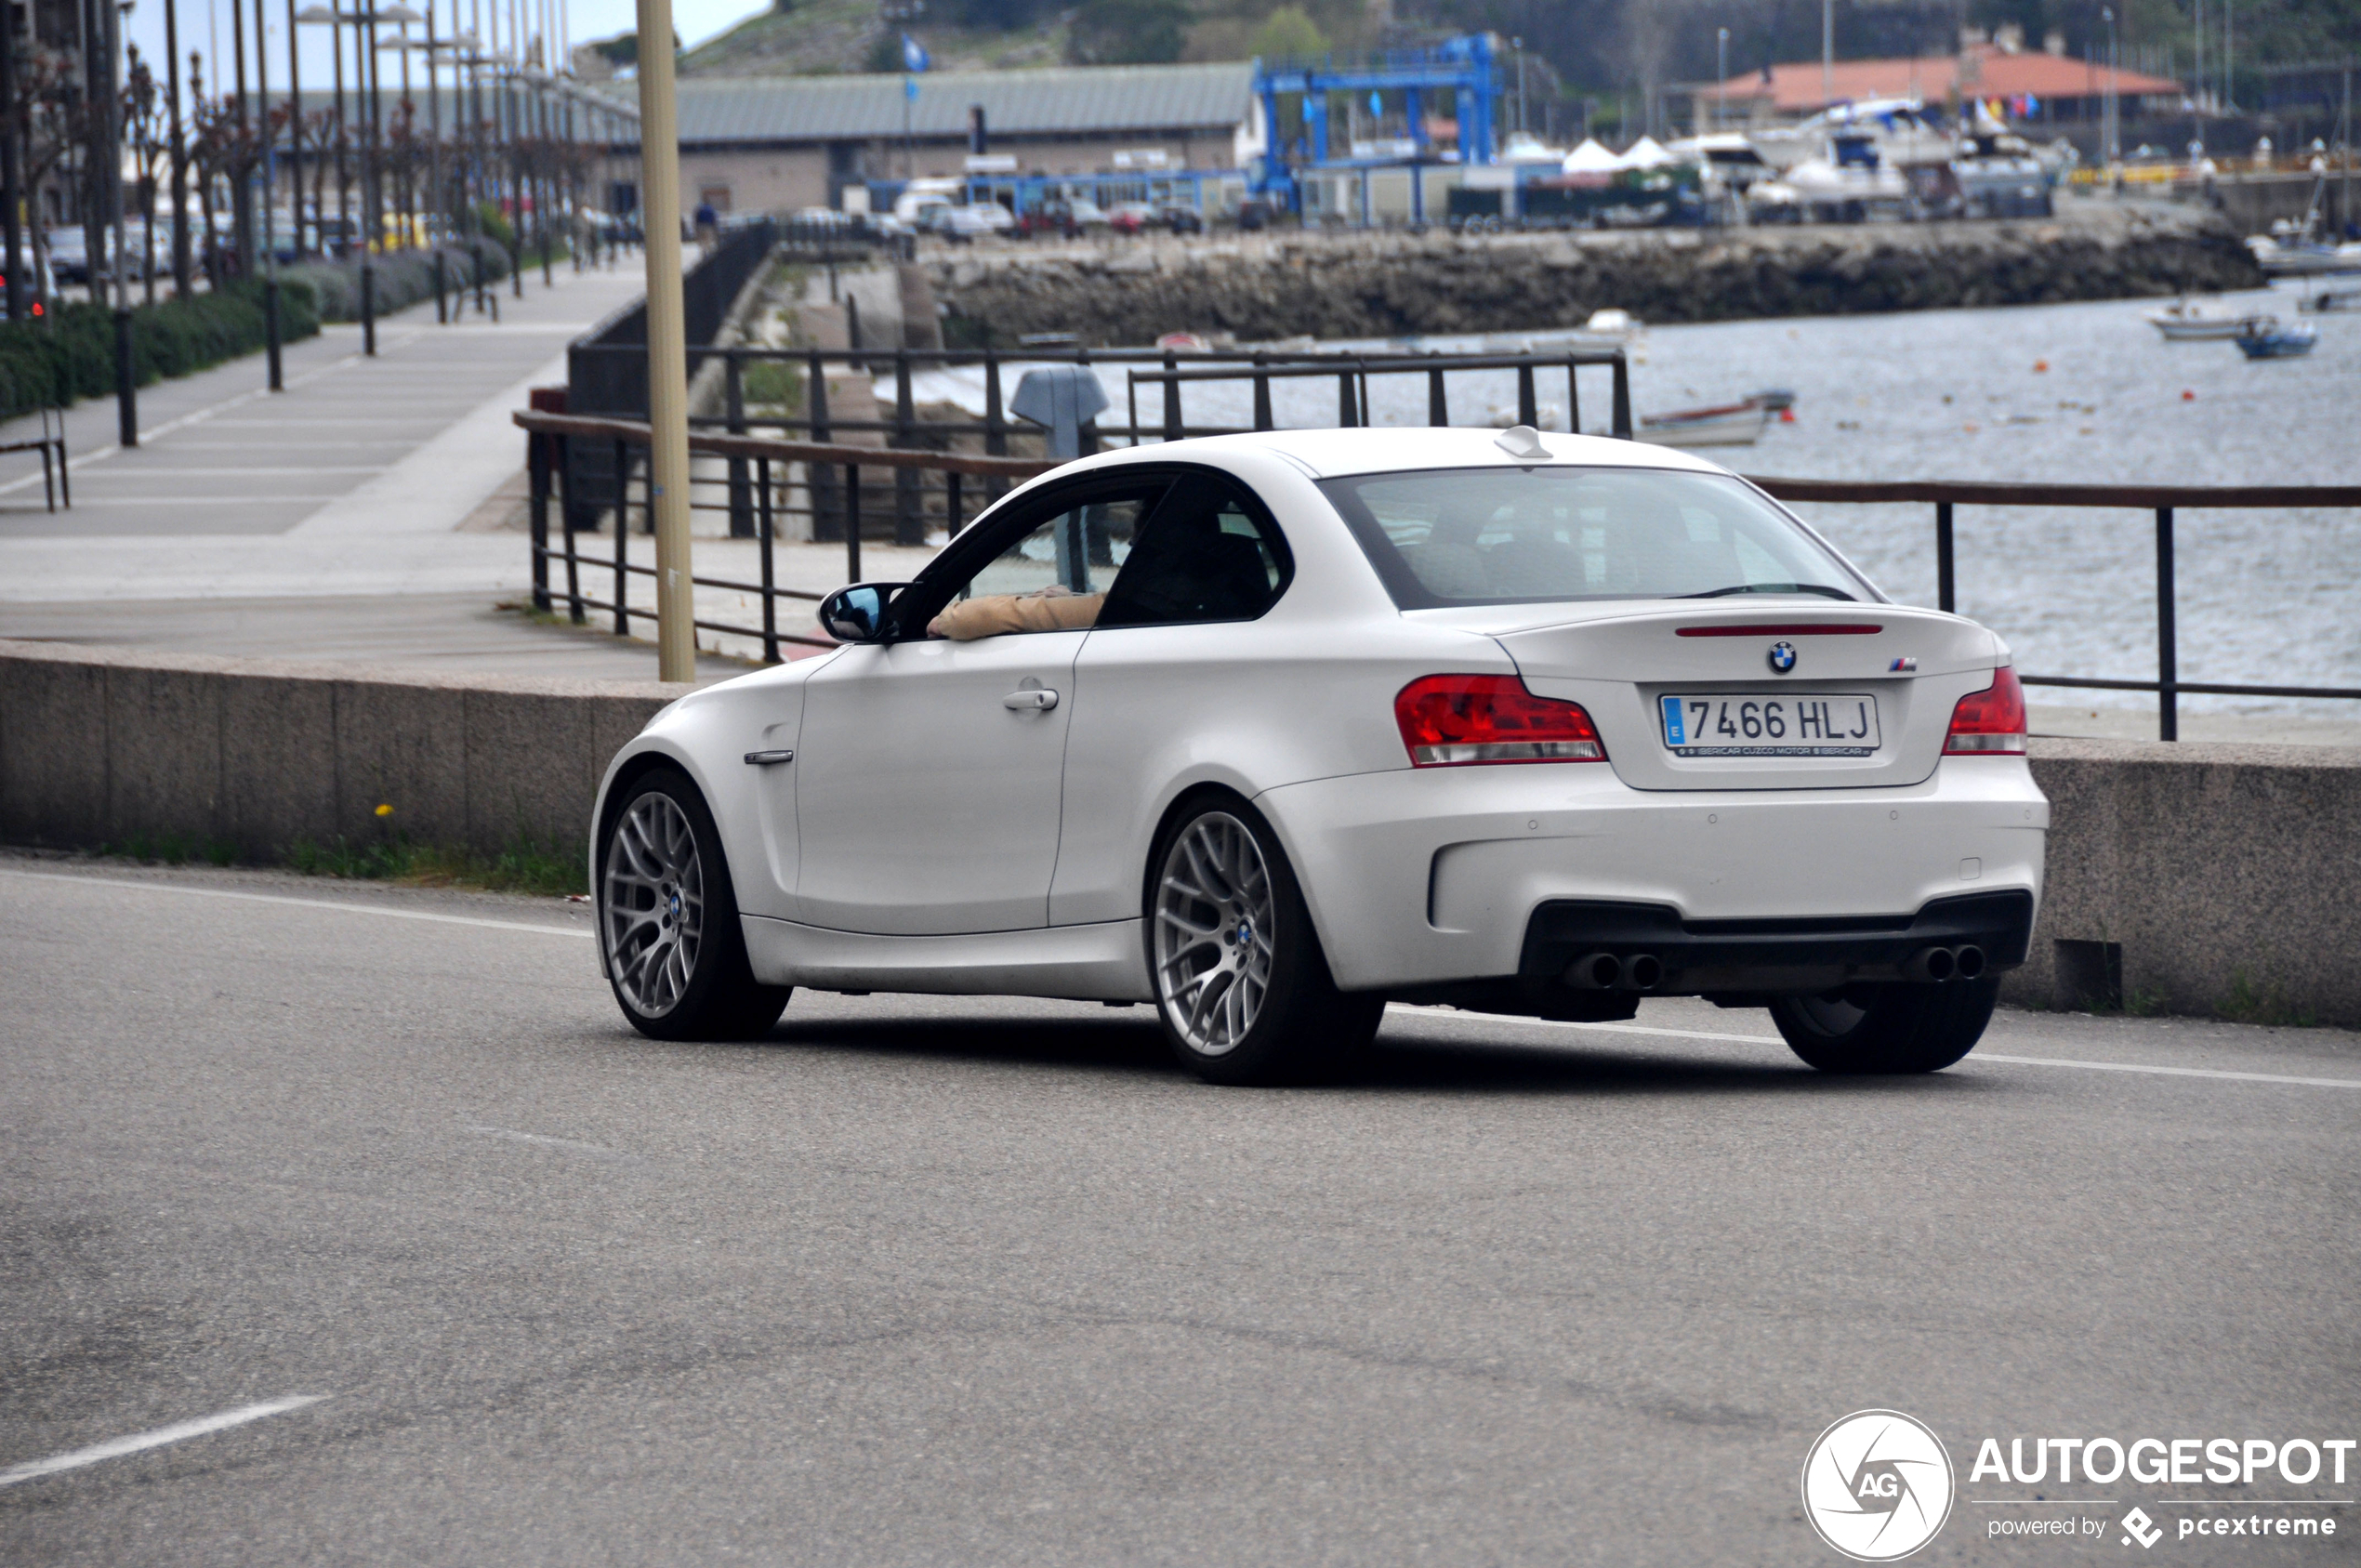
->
[1002,688,1060,711]
[743,749,795,765]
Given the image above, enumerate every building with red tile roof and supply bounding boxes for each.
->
[1697,44,2184,123]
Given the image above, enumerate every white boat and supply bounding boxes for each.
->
[2247,234,2361,277]
[1636,397,1774,448]
[2145,299,2252,341]
[1483,310,1645,355]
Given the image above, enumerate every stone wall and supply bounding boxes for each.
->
[5,640,2353,1028]
[0,641,676,861]
[2011,739,2361,1028]
[930,208,2265,345]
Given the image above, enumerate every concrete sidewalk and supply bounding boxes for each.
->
[0,260,646,601]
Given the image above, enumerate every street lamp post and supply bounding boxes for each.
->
[2104,6,2119,167]
[109,0,137,445]
[166,0,191,296]
[0,0,20,320]
[376,1,421,249]
[1821,0,1833,113]
[296,6,346,259]
[296,3,372,349]
[253,0,282,390]
[1716,28,1728,132]
[284,0,302,258]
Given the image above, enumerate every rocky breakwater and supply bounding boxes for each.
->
[932,204,2262,345]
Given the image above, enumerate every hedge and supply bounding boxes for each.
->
[280,244,514,323]
[0,279,323,422]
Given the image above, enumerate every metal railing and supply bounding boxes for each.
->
[515,410,2361,740]
[1752,479,2361,739]
[564,339,1636,546]
[518,409,1053,664]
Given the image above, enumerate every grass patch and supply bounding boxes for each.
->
[743,356,804,411]
[287,833,587,897]
[92,828,586,897]
[2216,968,2317,1029]
[95,830,240,867]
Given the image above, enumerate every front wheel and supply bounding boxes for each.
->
[1770,978,1998,1074]
[1148,796,1384,1086]
[600,768,791,1042]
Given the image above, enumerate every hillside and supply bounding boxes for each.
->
[679,0,1070,76]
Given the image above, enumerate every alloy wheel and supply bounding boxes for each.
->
[604,792,704,1018]
[1154,812,1275,1057]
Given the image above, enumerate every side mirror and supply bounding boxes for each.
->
[818,582,910,644]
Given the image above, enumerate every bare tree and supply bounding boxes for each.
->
[125,45,165,305]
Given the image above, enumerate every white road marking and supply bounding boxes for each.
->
[1384,1004,2361,1088]
[1974,1053,2361,1089]
[0,868,591,938]
[1387,1004,1776,1047]
[0,1395,327,1488]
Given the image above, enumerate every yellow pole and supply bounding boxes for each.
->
[634,0,696,682]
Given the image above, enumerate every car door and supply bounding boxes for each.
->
[791,478,1167,935]
[1050,471,1295,927]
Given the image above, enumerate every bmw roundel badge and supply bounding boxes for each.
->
[1767,640,1798,675]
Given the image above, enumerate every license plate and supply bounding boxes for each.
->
[1660,693,1880,757]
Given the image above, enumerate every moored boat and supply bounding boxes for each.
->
[1636,396,1775,447]
[2145,298,2251,341]
[2232,316,2319,359]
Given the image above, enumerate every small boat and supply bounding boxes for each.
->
[2232,317,2319,359]
[1154,331,1211,352]
[2145,298,2251,341]
[2246,235,2361,277]
[1636,396,1774,447]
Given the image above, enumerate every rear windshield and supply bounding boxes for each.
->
[1319,466,1876,609]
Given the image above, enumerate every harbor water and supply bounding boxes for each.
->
[904,280,2359,724]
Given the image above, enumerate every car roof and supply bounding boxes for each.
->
[1084,427,1735,482]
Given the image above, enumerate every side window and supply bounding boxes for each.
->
[908,482,1166,639]
[1095,475,1290,629]
[960,490,1158,601]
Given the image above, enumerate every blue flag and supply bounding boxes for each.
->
[902,33,930,72]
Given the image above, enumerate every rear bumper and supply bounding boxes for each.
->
[1520,888,2035,994]
[1255,758,2048,993]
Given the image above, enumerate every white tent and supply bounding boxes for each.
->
[1618,135,1677,169]
[1561,138,1619,174]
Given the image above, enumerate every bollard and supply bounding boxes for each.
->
[1009,365,1111,462]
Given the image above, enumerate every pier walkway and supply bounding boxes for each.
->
[0,263,749,681]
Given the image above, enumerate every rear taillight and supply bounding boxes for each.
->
[1395,675,1607,766]
[1944,666,2027,755]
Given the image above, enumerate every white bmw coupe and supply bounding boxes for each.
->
[592,427,2047,1084]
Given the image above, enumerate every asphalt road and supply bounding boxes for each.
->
[3,853,2356,1565]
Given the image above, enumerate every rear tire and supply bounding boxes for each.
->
[1147,794,1384,1086]
[1770,978,1998,1074]
[600,768,791,1042]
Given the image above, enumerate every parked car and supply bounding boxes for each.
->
[587,427,2047,1084]
[44,229,89,283]
[941,203,1013,242]
[1108,201,1159,234]
[1159,203,1206,234]
[1019,198,1112,238]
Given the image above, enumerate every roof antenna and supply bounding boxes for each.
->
[1494,425,1550,460]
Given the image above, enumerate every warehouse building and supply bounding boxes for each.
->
[606,61,1258,216]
